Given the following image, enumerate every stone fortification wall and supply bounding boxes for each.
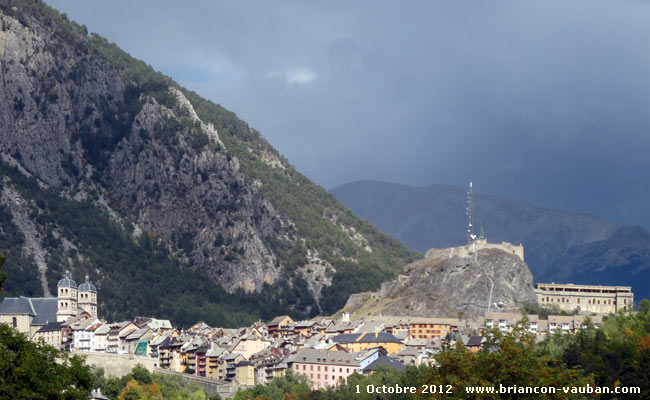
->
[78,352,243,398]
[426,239,524,262]
[78,352,158,377]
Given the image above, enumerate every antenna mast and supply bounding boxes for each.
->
[467,180,476,244]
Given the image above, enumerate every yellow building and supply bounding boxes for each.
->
[0,296,58,339]
[404,317,460,339]
[332,332,404,355]
[267,315,293,337]
[235,361,256,386]
[206,347,227,379]
[32,321,64,349]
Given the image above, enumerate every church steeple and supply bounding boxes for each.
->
[56,271,77,322]
[78,275,98,318]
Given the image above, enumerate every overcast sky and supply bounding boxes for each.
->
[46,0,650,228]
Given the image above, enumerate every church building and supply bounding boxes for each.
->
[0,272,98,340]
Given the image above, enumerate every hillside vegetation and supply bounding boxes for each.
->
[0,0,418,326]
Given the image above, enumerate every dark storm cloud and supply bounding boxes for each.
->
[46,0,650,227]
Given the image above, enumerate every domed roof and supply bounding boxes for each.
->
[78,275,97,293]
[57,272,77,288]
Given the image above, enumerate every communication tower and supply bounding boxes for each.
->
[467,180,477,244]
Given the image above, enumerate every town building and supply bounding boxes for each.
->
[403,317,460,339]
[234,360,256,386]
[535,283,634,314]
[288,348,361,389]
[32,321,65,349]
[0,296,58,339]
[480,311,603,336]
[267,315,293,337]
[93,323,111,352]
[70,317,101,352]
[332,332,404,355]
[547,315,603,334]
[0,272,99,345]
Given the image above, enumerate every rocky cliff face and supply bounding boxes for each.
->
[342,247,537,319]
[0,3,416,323]
[0,12,280,293]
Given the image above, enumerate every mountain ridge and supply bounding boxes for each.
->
[0,1,417,326]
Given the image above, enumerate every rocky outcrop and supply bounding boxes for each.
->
[342,247,537,319]
[0,11,282,293]
[105,94,281,291]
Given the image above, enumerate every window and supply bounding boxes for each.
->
[12,317,17,328]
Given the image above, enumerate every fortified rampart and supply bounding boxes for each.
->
[78,352,244,398]
[425,239,524,262]
[79,352,158,377]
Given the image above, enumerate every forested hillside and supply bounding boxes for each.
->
[0,0,417,326]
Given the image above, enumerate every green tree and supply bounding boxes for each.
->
[0,323,93,399]
[233,370,311,400]
[131,364,153,385]
[419,323,593,400]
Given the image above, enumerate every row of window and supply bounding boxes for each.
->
[59,301,77,309]
[78,293,96,300]
[296,364,351,373]
[540,297,625,305]
[411,324,445,328]
[306,373,345,382]
[412,329,442,334]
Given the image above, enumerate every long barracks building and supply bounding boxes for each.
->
[535,283,633,314]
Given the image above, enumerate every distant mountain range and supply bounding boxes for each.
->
[331,181,650,302]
